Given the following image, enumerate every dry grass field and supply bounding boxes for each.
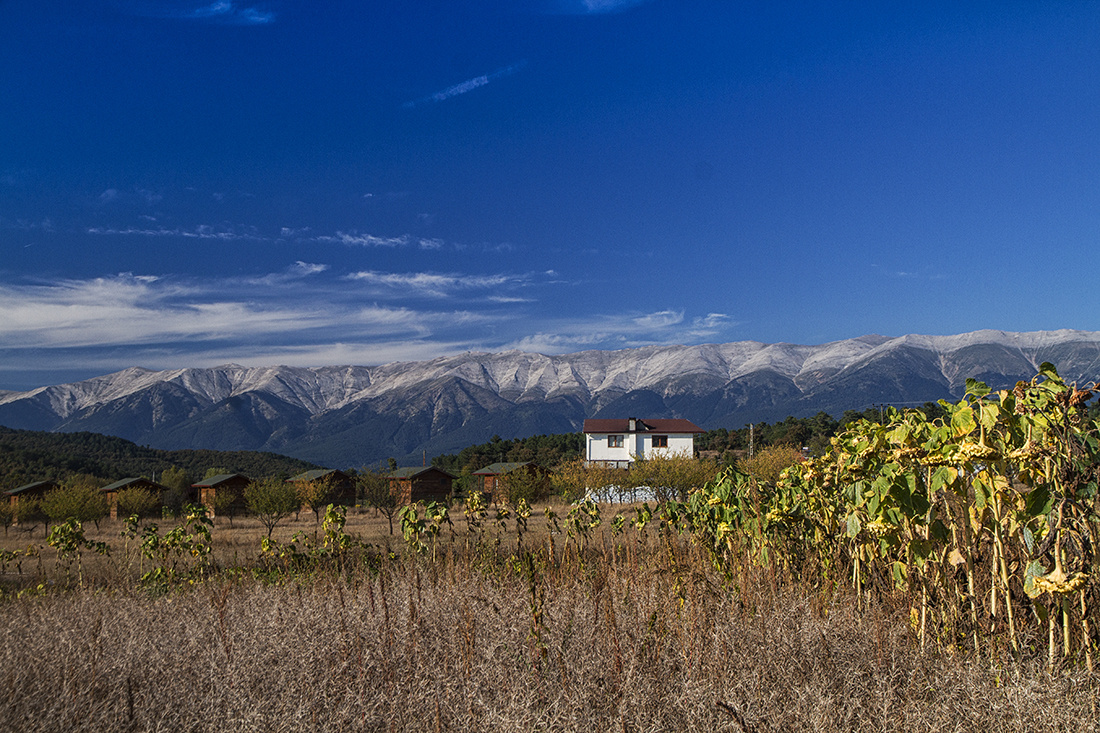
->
[1,507,1099,732]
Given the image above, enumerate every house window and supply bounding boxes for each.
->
[608,435,624,448]
[652,435,668,448]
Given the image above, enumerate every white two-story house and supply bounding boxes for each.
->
[583,417,705,468]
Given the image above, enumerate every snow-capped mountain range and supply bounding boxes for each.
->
[2,329,1099,467]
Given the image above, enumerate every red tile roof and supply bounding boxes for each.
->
[582,418,704,434]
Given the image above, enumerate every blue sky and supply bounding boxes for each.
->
[2,1,1099,390]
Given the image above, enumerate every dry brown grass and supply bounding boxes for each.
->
[1,510,1099,732]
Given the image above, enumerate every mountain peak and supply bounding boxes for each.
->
[1,329,1097,467]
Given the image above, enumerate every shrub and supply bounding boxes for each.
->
[500,466,551,505]
[358,469,399,535]
[245,477,299,538]
[116,487,159,519]
[41,476,108,528]
[736,444,804,486]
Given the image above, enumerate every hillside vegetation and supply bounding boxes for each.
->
[0,426,318,491]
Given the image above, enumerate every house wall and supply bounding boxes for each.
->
[390,472,453,505]
[586,433,633,463]
[410,475,452,503]
[586,432,695,463]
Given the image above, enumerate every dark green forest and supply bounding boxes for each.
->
[430,433,585,477]
[0,427,319,492]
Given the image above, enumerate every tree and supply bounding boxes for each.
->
[500,465,550,505]
[160,466,193,516]
[14,497,44,533]
[737,444,805,487]
[41,475,108,529]
[0,501,13,536]
[212,489,241,527]
[244,477,299,538]
[630,452,719,503]
[116,486,159,519]
[551,458,630,503]
[297,475,339,524]
[359,469,399,535]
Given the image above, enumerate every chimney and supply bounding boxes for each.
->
[628,417,637,432]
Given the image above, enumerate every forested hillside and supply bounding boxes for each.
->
[0,426,319,491]
[430,433,584,476]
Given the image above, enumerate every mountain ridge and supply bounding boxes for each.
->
[3,329,1099,468]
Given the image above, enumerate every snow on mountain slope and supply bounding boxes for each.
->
[3,329,1099,422]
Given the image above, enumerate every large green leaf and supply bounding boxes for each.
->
[951,406,976,437]
[1024,484,1053,518]
[846,513,861,538]
[1038,362,1060,382]
[965,378,991,399]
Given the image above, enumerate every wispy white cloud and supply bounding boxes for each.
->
[87,225,264,241]
[501,308,722,355]
[551,0,653,15]
[246,261,330,286]
[685,313,735,339]
[346,270,521,297]
[0,266,736,383]
[633,310,683,329]
[311,231,448,250]
[404,62,527,109]
[0,274,325,349]
[83,220,464,251]
[131,1,275,25]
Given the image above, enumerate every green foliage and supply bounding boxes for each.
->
[630,451,720,502]
[677,365,1100,667]
[296,475,339,522]
[0,501,13,535]
[499,466,551,505]
[695,412,841,458]
[258,504,364,574]
[116,486,159,518]
[736,444,805,486]
[47,518,110,586]
[160,466,193,492]
[212,488,241,525]
[41,475,108,525]
[358,468,399,535]
[13,496,43,528]
[0,426,318,487]
[158,466,193,515]
[244,477,299,538]
[433,433,583,475]
[400,501,451,556]
[133,506,213,589]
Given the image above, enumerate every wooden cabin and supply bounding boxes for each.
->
[387,467,455,505]
[472,462,550,503]
[99,477,168,520]
[192,473,251,518]
[287,469,357,510]
[4,480,58,524]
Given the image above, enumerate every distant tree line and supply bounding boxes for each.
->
[431,433,585,476]
[0,426,318,492]
[695,403,950,459]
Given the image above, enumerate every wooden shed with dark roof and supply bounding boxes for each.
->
[4,480,58,523]
[387,467,455,505]
[192,473,251,518]
[100,477,169,520]
[287,469,356,507]
[472,462,550,503]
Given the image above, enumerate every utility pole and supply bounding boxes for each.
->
[749,423,754,459]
